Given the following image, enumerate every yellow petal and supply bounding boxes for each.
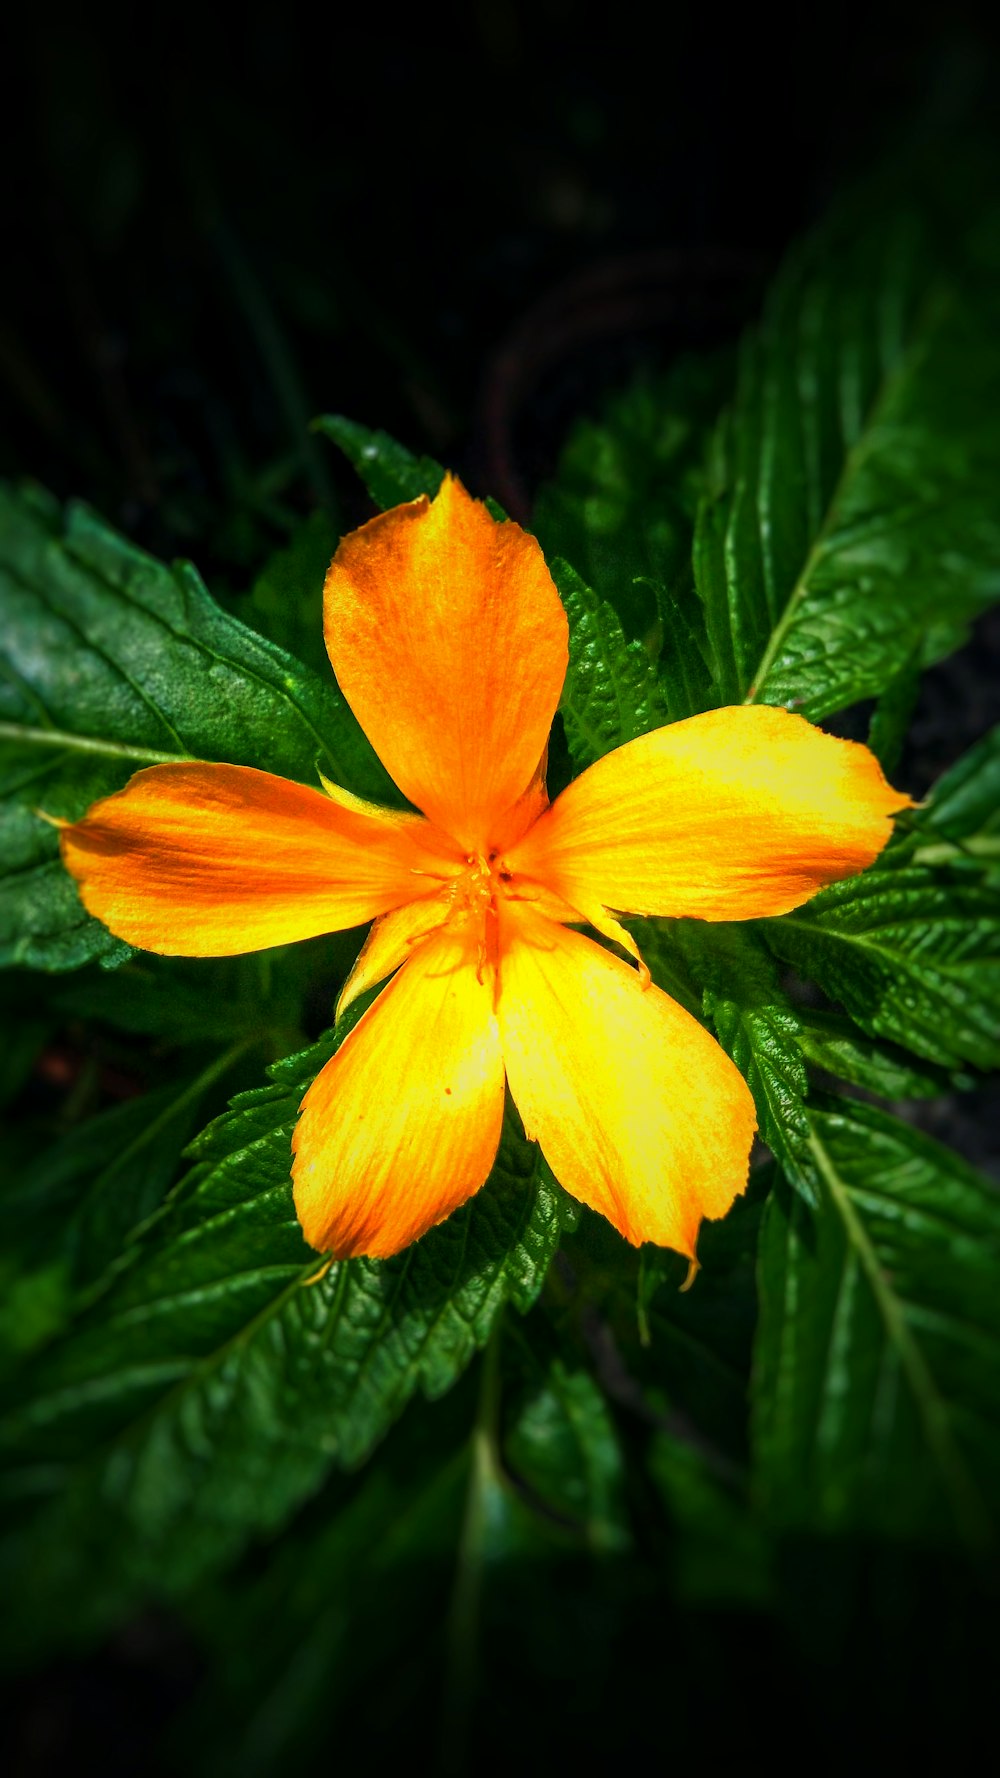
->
[335,895,450,1021]
[497,902,756,1257]
[293,922,505,1257]
[509,706,913,922]
[60,762,456,955]
[324,474,568,851]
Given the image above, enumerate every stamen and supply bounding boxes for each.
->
[301,1255,334,1287]
[680,1257,700,1293]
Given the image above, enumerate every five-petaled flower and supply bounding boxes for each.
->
[59,477,911,1263]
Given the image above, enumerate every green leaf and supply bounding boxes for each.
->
[867,654,922,777]
[753,1099,1000,1546]
[246,507,337,676]
[764,867,1000,1071]
[0,485,395,973]
[0,1045,252,1304]
[314,415,444,508]
[793,1008,959,1100]
[568,1190,762,1462]
[648,578,715,721]
[0,1032,574,1600]
[181,1400,474,1777]
[182,1322,630,1777]
[646,1430,772,1608]
[667,922,817,1202]
[502,1320,630,1552]
[0,984,53,1109]
[552,557,672,770]
[532,355,731,644]
[47,941,350,1054]
[695,213,1000,715]
[910,724,1000,872]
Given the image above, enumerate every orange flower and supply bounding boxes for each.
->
[59,477,911,1263]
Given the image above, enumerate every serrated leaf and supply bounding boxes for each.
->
[764,867,1000,1071]
[667,922,816,1202]
[753,1099,1000,1545]
[532,357,731,645]
[623,915,703,1017]
[793,1008,958,1100]
[552,557,672,770]
[648,578,715,721]
[0,486,395,972]
[0,1042,246,1410]
[694,212,1000,716]
[910,724,1000,875]
[314,415,444,508]
[0,1033,574,1598]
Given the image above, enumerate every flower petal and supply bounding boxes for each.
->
[508,706,913,922]
[59,762,457,955]
[335,894,449,1021]
[497,903,756,1257]
[324,475,568,850]
[293,923,505,1257]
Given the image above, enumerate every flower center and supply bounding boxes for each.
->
[441,850,512,979]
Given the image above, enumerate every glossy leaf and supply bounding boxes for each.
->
[552,556,672,770]
[793,1008,959,1100]
[753,1098,1000,1545]
[0,484,394,973]
[694,215,1000,714]
[314,415,444,509]
[0,1031,574,1598]
[533,357,730,644]
[668,922,816,1201]
[764,867,1000,1071]
[910,723,1000,872]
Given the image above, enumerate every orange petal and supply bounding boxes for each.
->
[60,762,457,955]
[324,475,568,851]
[489,745,549,852]
[509,706,913,922]
[293,922,505,1257]
[335,894,450,1021]
[497,902,756,1257]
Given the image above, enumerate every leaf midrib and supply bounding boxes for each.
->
[775,913,999,1034]
[0,719,183,766]
[806,1121,993,1550]
[63,547,343,777]
[743,287,945,703]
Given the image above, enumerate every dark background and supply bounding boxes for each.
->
[5,2,996,558]
[2,2,999,1772]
